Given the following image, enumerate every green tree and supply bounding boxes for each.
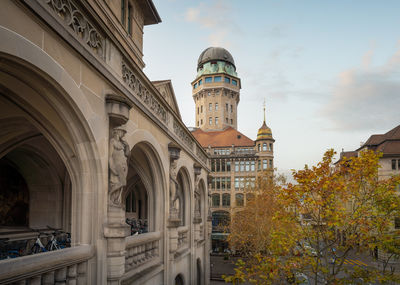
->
[225,149,400,284]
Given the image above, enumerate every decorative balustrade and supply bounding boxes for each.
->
[0,244,94,285]
[177,226,189,248]
[125,231,161,272]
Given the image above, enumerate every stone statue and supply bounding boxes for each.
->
[194,193,201,219]
[109,125,130,207]
[169,160,180,220]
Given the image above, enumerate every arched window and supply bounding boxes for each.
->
[222,194,230,207]
[246,193,255,202]
[235,193,244,207]
[212,194,220,207]
[262,143,267,151]
[175,274,184,285]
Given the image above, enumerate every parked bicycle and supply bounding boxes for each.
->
[0,238,27,259]
[126,218,148,235]
[30,227,71,254]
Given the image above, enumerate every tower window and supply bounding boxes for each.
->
[263,160,267,170]
[205,77,212,83]
[199,79,202,85]
[197,121,199,126]
[226,103,228,111]
[226,118,228,123]
[269,143,273,151]
[224,77,230,83]
[209,117,212,125]
[231,119,233,124]
[214,76,222,82]
[270,159,273,168]
[215,103,218,111]
[258,144,260,152]
[197,107,199,114]
[201,119,203,124]
[215,117,219,125]
[209,103,212,111]
[194,83,197,89]
[230,105,233,113]
[201,105,203,113]
[232,79,238,86]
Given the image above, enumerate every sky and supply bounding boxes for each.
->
[142,0,400,176]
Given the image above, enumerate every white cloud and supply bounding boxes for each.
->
[184,0,235,47]
[322,45,400,131]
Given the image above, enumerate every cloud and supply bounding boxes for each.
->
[184,0,236,47]
[322,45,400,131]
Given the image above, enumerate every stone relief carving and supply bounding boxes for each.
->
[108,126,130,207]
[122,62,168,124]
[169,160,180,220]
[196,146,207,164]
[44,0,105,58]
[173,120,194,150]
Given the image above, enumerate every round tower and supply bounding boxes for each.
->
[255,103,275,172]
[192,47,241,131]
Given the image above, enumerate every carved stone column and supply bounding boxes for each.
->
[104,94,132,284]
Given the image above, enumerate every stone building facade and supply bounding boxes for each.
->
[0,1,210,284]
[191,48,275,252]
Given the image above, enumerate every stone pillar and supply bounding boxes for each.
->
[105,94,132,284]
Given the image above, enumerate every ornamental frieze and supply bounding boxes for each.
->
[122,62,168,124]
[173,120,194,150]
[44,0,105,58]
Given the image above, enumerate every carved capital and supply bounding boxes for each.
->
[168,142,181,162]
[106,93,132,126]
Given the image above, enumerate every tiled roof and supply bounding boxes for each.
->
[358,125,400,155]
[191,127,255,148]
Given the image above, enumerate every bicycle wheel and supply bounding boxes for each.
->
[31,244,42,254]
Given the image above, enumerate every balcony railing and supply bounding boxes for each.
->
[0,244,94,285]
[125,231,161,272]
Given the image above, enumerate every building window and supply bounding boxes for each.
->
[222,194,230,207]
[230,105,233,113]
[205,77,212,83]
[209,117,212,125]
[263,143,267,151]
[247,193,255,202]
[258,160,261,170]
[224,77,230,83]
[251,161,255,172]
[199,79,202,86]
[221,160,226,172]
[245,161,250,172]
[201,105,203,112]
[194,83,197,89]
[227,161,231,172]
[231,119,233,124]
[392,159,396,170]
[270,159,273,168]
[269,143,273,151]
[236,194,244,207]
[232,79,238,86]
[235,161,239,172]
[216,160,220,172]
[215,117,219,125]
[234,177,239,188]
[214,76,222,82]
[227,177,231,189]
[240,161,245,172]
[121,0,126,25]
[197,121,199,126]
[258,144,260,152]
[263,159,267,170]
[226,103,228,112]
[216,177,221,190]
[197,107,199,114]
[240,177,245,188]
[209,103,212,111]
[226,118,228,123]
[127,3,133,35]
[200,119,203,125]
[221,177,226,190]
[215,103,218,111]
[395,217,400,229]
[212,194,220,207]
[125,191,136,212]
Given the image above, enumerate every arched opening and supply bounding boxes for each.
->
[124,142,165,233]
[0,51,102,247]
[174,274,184,285]
[196,258,202,285]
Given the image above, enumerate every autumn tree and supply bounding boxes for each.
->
[225,149,400,285]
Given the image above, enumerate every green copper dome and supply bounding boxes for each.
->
[196,47,237,78]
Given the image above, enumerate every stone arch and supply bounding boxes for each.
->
[0,27,103,244]
[174,273,184,285]
[124,139,166,233]
[176,166,192,226]
[196,258,202,285]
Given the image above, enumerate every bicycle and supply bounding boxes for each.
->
[30,231,48,254]
[45,227,71,251]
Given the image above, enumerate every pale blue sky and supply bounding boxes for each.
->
[143,0,400,174]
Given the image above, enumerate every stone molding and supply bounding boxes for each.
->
[173,119,194,150]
